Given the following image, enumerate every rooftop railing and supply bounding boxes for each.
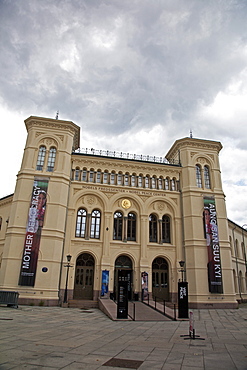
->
[73,148,180,166]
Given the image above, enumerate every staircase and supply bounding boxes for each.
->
[68,299,99,309]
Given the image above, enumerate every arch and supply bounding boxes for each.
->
[73,253,95,300]
[152,257,169,301]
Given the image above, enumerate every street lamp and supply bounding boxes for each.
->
[63,254,72,304]
[179,260,185,282]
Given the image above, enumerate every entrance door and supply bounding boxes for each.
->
[152,257,169,301]
[74,253,94,300]
[114,255,132,301]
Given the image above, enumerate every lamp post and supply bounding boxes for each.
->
[242,225,247,274]
[179,260,185,282]
[63,254,72,304]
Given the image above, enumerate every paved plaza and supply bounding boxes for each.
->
[0,303,247,369]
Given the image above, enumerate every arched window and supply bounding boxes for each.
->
[131,175,136,187]
[89,170,94,182]
[117,173,122,186]
[36,146,46,171]
[145,176,150,188]
[103,171,108,184]
[82,169,87,181]
[162,215,170,243]
[127,213,136,241]
[171,178,176,191]
[47,147,56,172]
[96,171,101,183]
[90,210,101,239]
[110,172,115,185]
[165,177,170,190]
[113,212,123,240]
[76,209,87,237]
[75,167,80,181]
[149,214,157,242]
[124,174,129,186]
[138,175,143,187]
[151,177,156,189]
[158,177,163,190]
[196,165,202,188]
[204,166,211,189]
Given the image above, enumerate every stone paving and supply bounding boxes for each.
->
[0,303,247,369]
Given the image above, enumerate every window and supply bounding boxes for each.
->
[82,170,87,181]
[117,174,122,185]
[165,178,169,190]
[171,178,176,191]
[158,178,163,190]
[36,146,46,170]
[196,165,202,188]
[127,213,136,241]
[138,176,143,187]
[76,209,87,237]
[89,170,94,182]
[47,147,56,172]
[75,168,80,181]
[113,212,123,240]
[131,175,136,187]
[90,210,101,239]
[162,215,170,243]
[124,174,129,186]
[204,166,211,189]
[145,176,150,188]
[0,216,2,231]
[149,214,157,242]
[110,172,115,185]
[96,171,101,183]
[103,172,108,184]
[151,177,156,189]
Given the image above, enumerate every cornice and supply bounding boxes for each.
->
[24,116,80,149]
[0,194,13,206]
[72,155,181,176]
[166,137,222,161]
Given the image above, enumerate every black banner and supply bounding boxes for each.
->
[19,179,48,286]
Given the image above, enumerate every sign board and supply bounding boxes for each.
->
[117,281,128,319]
[178,282,189,318]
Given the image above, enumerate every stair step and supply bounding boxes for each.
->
[68,299,99,309]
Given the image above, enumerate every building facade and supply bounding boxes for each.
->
[0,116,246,308]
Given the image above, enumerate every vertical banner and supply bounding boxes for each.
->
[203,196,223,293]
[178,282,189,318]
[141,271,148,301]
[19,179,48,287]
[101,270,109,297]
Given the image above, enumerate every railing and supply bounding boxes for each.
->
[73,148,180,166]
[142,294,176,321]
[0,291,19,308]
[128,301,136,321]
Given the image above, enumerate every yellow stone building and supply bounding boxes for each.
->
[0,116,246,308]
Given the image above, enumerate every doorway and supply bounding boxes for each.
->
[152,257,169,301]
[74,253,94,300]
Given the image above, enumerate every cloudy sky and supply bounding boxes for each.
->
[0,0,247,227]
